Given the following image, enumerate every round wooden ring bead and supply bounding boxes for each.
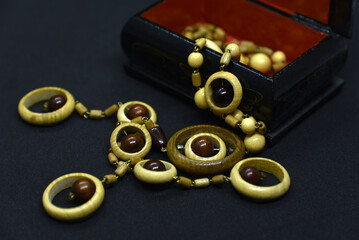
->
[110,122,152,160]
[42,173,105,221]
[167,125,245,176]
[18,87,75,125]
[134,160,177,184]
[184,133,226,161]
[204,71,243,115]
[117,101,157,123]
[230,158,290,200]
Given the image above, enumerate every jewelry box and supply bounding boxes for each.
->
[121,0,355,143]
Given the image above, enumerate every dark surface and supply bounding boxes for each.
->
[1,1,358,239]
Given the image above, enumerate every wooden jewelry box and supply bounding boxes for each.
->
[121,0,355,143]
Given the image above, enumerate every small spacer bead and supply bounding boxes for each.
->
[104,104,119,117]
[103,174,118,184]
[115,161,130,177]
[192,71,202,87]
[211,175,226,185]
[108,152,119,165]
[257,121,267,134]
[89,109,104,119]
[177,176,193,188]
[188,52,204,68]
[144,119,156,130]
[131,116,144,124]
[194,178,210,188]
[75,102,88,116]
[225,115,240,128]
[129,156,142,166]
[220,52,232,66]
[195,38,206,50]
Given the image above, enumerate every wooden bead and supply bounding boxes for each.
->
[183,31,194,40]
[225,115,240,128]
[149,126,167,151]
[244,133,266,154]
[239,167,261,185]
[220,52,232,66]
[48,95,67,111]
[241,117,257,135]
[239,41,256,53]
[239,54,249,65]
[191,136,214,157]
[42,173,104,221]
[104,104,119,117]
[205,39,223,54]
[18,87,75,125]
[231,109,244,122]
[127,104,148,120]
[225,43,240,58]
[121,134,145,153]
[257,46,273,56]
[230,157,290,200]
[108,152,118,165]
[212,85,234,107]
[211,175,226,185]
[194,178,210,188]
[204,71,242,115]
[71,178,96,203]
[250,53,271,73]
[103,174,118,184]
[194,88,208,110]
[213,27,225,41]
[188,52,204,68]
[272,51,286,63]
[129,156,142,166]
[195,38,206,50]
[272,62,286,73]
[115,162,130,177]
[145,119,156,130]
[89,109,103,119]
[134,160,177,184]
[131,116,144,124]
[177,176,193,188]
[118,101,157,124]
[257,121,267,134]
[143,159,166,171]
[192,71,202,87]
[167,125,245,176]
[75,102,88,116]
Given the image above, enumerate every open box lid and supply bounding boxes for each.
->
[254,0,356,38]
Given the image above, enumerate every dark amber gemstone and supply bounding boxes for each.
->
[191,136,214,157]
[48,95,67,111]
[121,134,144,153]
[143,159,166,171]
[212,85,233,107]
[239,166,261,185]
[71,178,96,203]
[127,104,149,119]
[149,127,167,151]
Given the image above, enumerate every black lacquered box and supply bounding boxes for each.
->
[121,0,355,143]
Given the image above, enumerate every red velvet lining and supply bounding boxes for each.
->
[141,0,328,65]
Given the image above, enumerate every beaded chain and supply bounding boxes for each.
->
[188,38,267,154]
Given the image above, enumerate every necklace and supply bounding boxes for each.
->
[18,85,289,221]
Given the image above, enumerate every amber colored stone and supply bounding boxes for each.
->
[71,178,96,203]
[191,136,214,157]
[239,166,261,185]
[143,159,166,171]
[48,95,67,111]
[121,134,144,153]
[149,127,167,151]
[211,85,233,107]
[127,104,149,119]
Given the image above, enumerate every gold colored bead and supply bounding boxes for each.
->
[211,175,226,185]
[225,43,240,58]
[244,133,266,154]
[103,174,118,184]
[129,156,142,166]
[188,52,204,68]
[272,51,286,63]
[231,109,244,122]
[115,161,130,177]
[194,88,208,110]
[195,38,206,50]
[239,54,249,65]
[225,115,240,128]
[144,119,156,130]
[241,116,257,135]
[108,152,118,165]
[250,53,271,73]
[213,27,226,41]
[257,46,273,56]
[104,104,119,117]
[177,176,193,188]
[239,41,256,53]
[192,71,202,87]
[272,62,286,73]
[75,102,88,116]
[183,31,194,40]
[89,109,104,119]
[194,178,210,188]
[220,52,232,66]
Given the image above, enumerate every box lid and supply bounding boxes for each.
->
[254,0,356,37]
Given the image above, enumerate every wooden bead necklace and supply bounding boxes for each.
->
[189,38,267,154]
[18,86,290,222]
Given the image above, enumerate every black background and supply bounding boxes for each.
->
[1,1,358,239]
